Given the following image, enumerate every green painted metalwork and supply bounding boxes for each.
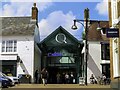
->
[39,26,84,84]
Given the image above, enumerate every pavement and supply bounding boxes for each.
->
[9,84,110,88]
[1,84,113,90]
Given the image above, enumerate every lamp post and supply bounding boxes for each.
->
[71,8,89,86]
[84,8,89,86]
[71,8,101,86]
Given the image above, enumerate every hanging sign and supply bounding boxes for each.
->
[106,28,119,38]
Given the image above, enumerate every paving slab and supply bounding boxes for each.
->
[10,84,110,88]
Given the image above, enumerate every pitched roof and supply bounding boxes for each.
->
[39,26,84,53]
[0,16,36,36]
[88,21,109,41]
[40,26,81,44]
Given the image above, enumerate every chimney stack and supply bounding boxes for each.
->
[32,3,38,22]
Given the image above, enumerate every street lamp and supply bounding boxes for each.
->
[71,8,101,86]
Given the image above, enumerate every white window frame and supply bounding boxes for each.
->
[1,40,17,53]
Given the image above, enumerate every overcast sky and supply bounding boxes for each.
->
[0,0,108,41]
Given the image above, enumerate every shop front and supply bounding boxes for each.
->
[0,60,17,76]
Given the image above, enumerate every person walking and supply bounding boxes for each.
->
[65,72,70,84]
[70,72,74,84]
[34,70,39,83]
[56,72,61,84]
[41,68,48,86]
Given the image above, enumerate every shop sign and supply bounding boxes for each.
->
[48,52,62,57]
[106,28,119,38]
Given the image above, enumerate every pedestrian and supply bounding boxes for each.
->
[97,76,101,85]
[41,68,48,86]
[90,74,95,84]
[61,72,65,84]
[70,72,74,84]
[34,70,39,83]
[65,72,70,84]
[56,72,61,84]
[102,74,106,85]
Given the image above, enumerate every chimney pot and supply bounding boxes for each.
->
[34,3,36,7]
[32,3,38,21]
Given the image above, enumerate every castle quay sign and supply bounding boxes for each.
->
[48,52,62,57]
[106,28,119,38]
[55,33,67,43]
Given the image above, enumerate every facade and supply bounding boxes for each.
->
[0,2,112,85]
[39,26,84,84]
[108,0,120,89]
[39,23,110,84]
[0,3,41,83]
[86,21,110,83]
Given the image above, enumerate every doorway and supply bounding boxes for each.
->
[102,64,110,78]
[47,66,76,84]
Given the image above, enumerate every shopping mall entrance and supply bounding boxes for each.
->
[39,26,84,84]
[47,66,77,84]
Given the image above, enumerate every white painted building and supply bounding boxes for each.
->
[0,4,41,83]
[85,21,110,83]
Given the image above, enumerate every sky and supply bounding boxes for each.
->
[0,0,109,41]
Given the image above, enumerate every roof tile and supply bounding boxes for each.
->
[0,17,36,36]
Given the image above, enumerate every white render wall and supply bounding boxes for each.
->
[17,36,34,77]
[87,41,102,83]
[33,26,41,81]
[34,42,41,79]
[0,36,34,78]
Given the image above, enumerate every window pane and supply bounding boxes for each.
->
[2,41,5,52]
[101,43,110,60]
[105,44,110,60]
[10,47,12,52]
[14,40,17,52]
[6,47,9,52]
[2,47,5,52]
[2,41,5,46]
[14,47,17,52]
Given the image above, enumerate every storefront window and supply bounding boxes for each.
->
[1,60,17,76]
